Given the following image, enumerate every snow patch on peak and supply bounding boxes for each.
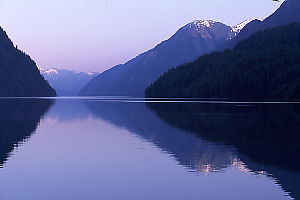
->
[40,68,58,74]
[182,19,227,40]
[46,69,58,74]
[190,20,217,30]
[39,67,59,75]
[231,18,263,35]
[39,67,99,77]
[195,20,215,27]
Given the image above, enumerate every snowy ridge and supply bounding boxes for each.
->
[184,20,228,39]
[231,18,263,37]
[39,67,97,77]
[184,18,262,40]
[39,67,99,96]
[38,67,58,75]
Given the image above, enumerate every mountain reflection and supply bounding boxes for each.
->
[0,99,297,199]
[82,100,300,199]
[147,102,300,199]
[0,99,54,167]
[85,101,235,173]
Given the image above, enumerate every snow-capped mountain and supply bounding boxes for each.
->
[187,20,217,30]
[80,0,300,97]
[181,20,233,40]
[225,0,300,49]
[80,20,234,96]
[181,19,258,40]
[39,67,99,96]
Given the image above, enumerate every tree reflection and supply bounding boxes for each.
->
[0,99,54,167]
[147,102,300,199]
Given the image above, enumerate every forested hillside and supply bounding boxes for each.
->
[146,23,300,100]
[0,27,56,97]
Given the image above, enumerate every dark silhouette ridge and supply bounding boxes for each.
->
[146,23,300,99]
[0,27,56,97]
[0,99,54,166]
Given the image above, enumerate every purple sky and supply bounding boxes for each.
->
[0,0,282,72]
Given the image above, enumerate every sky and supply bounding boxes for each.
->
[0,0,282,73]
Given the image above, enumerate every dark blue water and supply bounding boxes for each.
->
[0,98,298,200]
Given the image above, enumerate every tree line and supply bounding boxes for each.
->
[145,23,300,100]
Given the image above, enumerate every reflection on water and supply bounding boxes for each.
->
[147,102,300,199]
[0,98,298,200]
[148,103,300,170]
[85,101,235,173]
[0,99,53,167]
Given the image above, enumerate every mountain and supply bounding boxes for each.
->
[0,26,56,97]
[145,23,300,100]
[80,20,236,97]
[40,68,98,96]
[223,0,300,49]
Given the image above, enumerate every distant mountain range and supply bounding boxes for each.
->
[40,68,98,96]
[80,19,255,97]
[1,0,297,98]
[0,27,56,97]
[81,0,300,98]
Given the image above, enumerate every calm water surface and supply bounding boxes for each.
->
[0,98,299,200]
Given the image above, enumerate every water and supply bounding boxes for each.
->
[0,98,298,200]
